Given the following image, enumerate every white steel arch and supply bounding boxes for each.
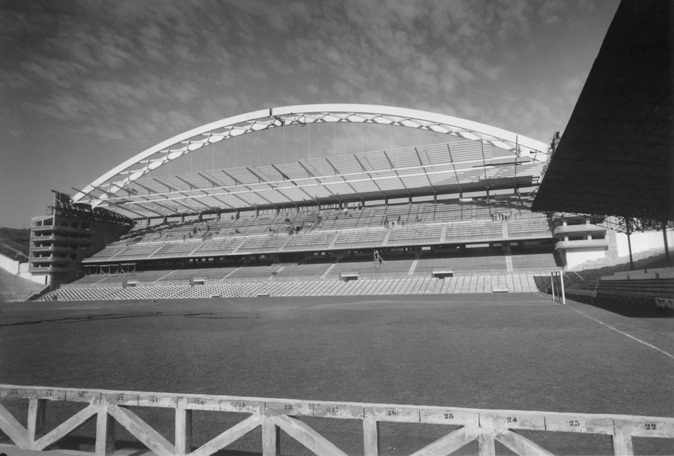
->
[73,104,550,206]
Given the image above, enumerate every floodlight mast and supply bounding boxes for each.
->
[73,104,549,209]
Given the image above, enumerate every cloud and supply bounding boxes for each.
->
[3,0,614,151]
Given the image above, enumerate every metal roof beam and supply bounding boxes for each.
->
[446,143,464,198]
[197,172,222,188]
[174,175,198,190]
[297,160,316,177]
[152,177,181,192]
[271,164,291,181]
[220,169,243,185]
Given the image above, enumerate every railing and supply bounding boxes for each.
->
[59,270,560,286]
[1,385,673,456]
[555,239,609,249]
[552,224,606,235]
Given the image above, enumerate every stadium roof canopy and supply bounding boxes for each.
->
[72,104,550,219]
[532,0,673,222]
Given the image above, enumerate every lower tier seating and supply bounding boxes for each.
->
[416,251,508,273]
[36,274,541,301]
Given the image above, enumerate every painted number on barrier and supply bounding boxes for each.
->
[386,409,399,417]
[236,402,246,410]
[149,396,158,403]
[329,406,341,413]
[567,420,580,427]
[283,404,294,412]
[193,398,205,405]
[78,391,86,398]
[444,413,454,420]
[45,390,53,397]
[506,417,518,424]
[645,423,658,431]
[9,389,18,396]
[117,394,124,401]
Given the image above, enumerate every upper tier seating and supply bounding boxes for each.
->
[237,235,289,253]
[388,224,443,245]
[153,241,202,257]
[84,198,550,262]
[511,253,560,270]
[115,243,163,258]
[444,221,502,241]
[194,237,244,255]
[334,229,387,247]
[416,250,508,273]
[508,215,551,236]
[89,244,127,260]
[284,232,336,250]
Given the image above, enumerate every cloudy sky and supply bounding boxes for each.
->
[0,0,619,228]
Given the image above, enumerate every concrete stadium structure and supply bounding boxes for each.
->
[25,95,672,302]
[28,104,576,297]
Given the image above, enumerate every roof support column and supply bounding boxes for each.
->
[480,141,492,215]
[625,217,634,271]
[663,220,670,266]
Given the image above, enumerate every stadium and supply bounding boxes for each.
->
[25,104,560,300]
[1,0,673,455]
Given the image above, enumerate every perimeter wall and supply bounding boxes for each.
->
[0,253,43,284]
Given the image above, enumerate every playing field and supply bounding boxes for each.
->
[1,293,673,455]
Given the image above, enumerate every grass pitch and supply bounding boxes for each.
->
[1,293,673,455]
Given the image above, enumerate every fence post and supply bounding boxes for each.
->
[363,418,379,456]
[559,272,566,304]
[95,407,115,456]
[612,423,634,455]
[550,272,556,301]
[27,398,46,448]
[175,397,192,456]
[478,433,496,456]
[262,417,281,456]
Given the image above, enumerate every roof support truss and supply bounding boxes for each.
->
[73,104,549,208]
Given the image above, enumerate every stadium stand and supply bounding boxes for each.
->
[33,102,643,301]
[31,194,564,301]
[36,273,541,301]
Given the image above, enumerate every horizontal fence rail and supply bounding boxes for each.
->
[1,385,673,456]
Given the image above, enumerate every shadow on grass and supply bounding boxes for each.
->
[0,435,260,456]
[567,294,674,319]
[0,311,260,327]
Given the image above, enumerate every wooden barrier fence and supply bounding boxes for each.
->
[1,385,673,456]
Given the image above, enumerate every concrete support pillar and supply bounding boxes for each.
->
[626,218,634,270]
[663,220,670,265]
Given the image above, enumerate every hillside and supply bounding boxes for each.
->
[0,268,43,302]
[0,227,30,262]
